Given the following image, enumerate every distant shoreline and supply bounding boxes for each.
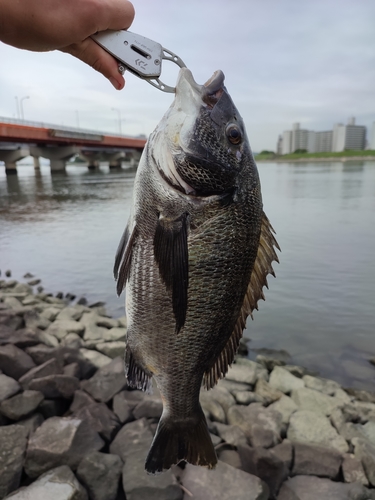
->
[256,155,375,163]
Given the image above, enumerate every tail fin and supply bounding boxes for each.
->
[145,405,217,474]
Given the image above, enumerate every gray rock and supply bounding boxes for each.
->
[95,341,126,359]
[19,357,63,388]
[25,416,104,477]
[210,432,222,446]
[218,449,242,469]
[76,452,122,500]
[79,348,112,369]
[342,453,369,485]
[80,357,127,403]
[133,396,163,420]
[110,419,182,500]
[80,312,109,341]
[39,307,61,322]
[218,379,252,394]
[302,375,342,394]
[61,333,84,349]
[256,354,286,371]
[0,425,28,499]
[352,437,375,486]
[101,327,126,342]
[39,398,70,419]
[46,319,85,340]
[288,410,349,453]
[233,390,265,405]
[352,400,375,422]
[292,442,342,479]
[277,475,369,500]
[200,398,226,423]
[227,403,283,448]
[25,344,64,366]
[345,388,375,404]
[268,395,298,425]
[96,317,119,329]
[112,391,133,423]
[23,310,51,331]
[269,366,305,394]
[226,361,258,385]
[180,460,269,500]
[238,445,286,498]
[62,349,97,379]
[0,344,36,380]
[16,413,44,437]
[0,310,23,330]
[333,388,352,403]
[269,439,293,472]
[255,378,283,405]
[69,390,96,413]
[0,374,21,402]
[291,387,343,416]
[215,422,248,447]
[0,390,44,420]
[5,465,88,500]
[201,385,236,414]
[29,375,79,399]
[118,389,146,410]
[56,307,84,322]
[339,422,367,443]
[63,362,81,379]
[72,402,120,441]
[362,420,375,446]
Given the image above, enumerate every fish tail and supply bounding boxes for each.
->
[145,405,217,474]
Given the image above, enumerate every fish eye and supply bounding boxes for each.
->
[226,124,242,145]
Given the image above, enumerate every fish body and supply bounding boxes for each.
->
[114,68,279,473]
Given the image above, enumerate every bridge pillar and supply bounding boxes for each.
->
[30,146,80,172]
[129,150,142,167]
[79,152,101,170]
[33,156,41,170]
[0,147,30,175]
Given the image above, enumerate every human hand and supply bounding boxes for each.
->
[0,0,135,89]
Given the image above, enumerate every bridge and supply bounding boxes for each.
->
[0,117,147,174]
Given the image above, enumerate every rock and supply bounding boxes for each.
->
[61,333,84,349]
[18,357,63,388]
[96,317,119,329]
[95,341,126,359]
[0,344,36,380]
[218,379,252,394]
[339,422,367,443]
[16,413,44,437]
[233,391,265,405]
[46,320,85,340]
[62,349,97,379]
[277,475,369,500]
[292,442,342,479]
[39,398,70,419]
[5,270,11,277]
[80,357,127,403]
[112,391,133,423]
[290,387,343,416]
[200,397,226,423]
[23,310,51,331]
[110,419,182,500]
[227,403,282,448]
[25,344,64,366]
[281,365,308,378]
[0,425,28,499]
[25,416,104,478]
[0,310,23,330]
[72,402,121,441]
[80,313,109,341]
[28,375,79,399]
[5,465,88,500]
[287,410,349,453]
[226,361,258,385]
[345,388,375,404]
[342,453,369,485]
[180,460,269,500]
[0,390,44,420]
[256,354,286,371]
[218,449,242,469]
[215,422,248,447]
[76,452,122,500]
[0,374,21,402]
[201,385,236,415]
[255,378,283,404]
[70,390,96,413]
[268,366,305,394]
[39,307,61,322]
[269,439,293,472]
[63,362,81,378]
[133,396,163,420]
[362,420,375,446]
[352,438,375,487]
[79,348,112,369]
[56,307,84,322]
[268,395,298,425]
[352,401,375,422]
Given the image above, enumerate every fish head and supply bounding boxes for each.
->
[152,68,257,197]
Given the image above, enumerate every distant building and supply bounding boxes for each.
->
[276,135,283,155]
[371,123,375,149]
[277,117,366,154]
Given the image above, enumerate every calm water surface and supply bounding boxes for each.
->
[0,160,374,390]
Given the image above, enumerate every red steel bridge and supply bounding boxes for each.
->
[0,118,147,174]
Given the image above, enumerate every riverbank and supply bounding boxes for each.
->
[255,150,375,162]
[1,276,375,499]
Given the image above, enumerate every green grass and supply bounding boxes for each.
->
[255,150,375,161]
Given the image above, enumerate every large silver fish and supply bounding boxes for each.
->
[114,68,279,474]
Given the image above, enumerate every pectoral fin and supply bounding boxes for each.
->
[203,212,280,389]
[113,223,138,296]
[153,212,189,334]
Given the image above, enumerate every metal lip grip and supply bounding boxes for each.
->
[92,30,186,93]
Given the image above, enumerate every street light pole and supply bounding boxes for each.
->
[14,96,20,119]
[20,96,30,120]
[111,107,122,135]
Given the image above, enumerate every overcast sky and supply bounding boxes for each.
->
[1,0,374,152]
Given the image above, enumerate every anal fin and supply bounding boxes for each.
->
[124,344,152,393]
[203,211,280,389]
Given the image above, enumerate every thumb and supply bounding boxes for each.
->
[61,37,125,90]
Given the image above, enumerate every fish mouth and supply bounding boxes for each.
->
[175,68,225,109]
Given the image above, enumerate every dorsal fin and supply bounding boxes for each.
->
[203,212,280,389]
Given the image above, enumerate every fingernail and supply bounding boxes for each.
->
[110,77,121,90]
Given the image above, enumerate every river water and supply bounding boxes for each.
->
[0,160,374,391]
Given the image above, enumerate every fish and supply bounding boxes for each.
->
[114,67,279,474]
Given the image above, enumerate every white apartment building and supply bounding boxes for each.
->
[332,118,366,152]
